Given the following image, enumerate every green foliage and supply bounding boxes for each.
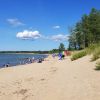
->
[49,49,59,54]
[59,43,65,52]
[49,43,66,54]
[68,27,77,50]
[85,44,99,54]
[68,8,100,50]
[91,46,100,61]
[70,43,100,61]
[84,43,100,61]
[95,61,100,70]
[71,50,87,61]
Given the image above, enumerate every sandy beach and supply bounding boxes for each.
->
[0,55,100,100]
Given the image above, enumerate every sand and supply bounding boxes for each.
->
[0,55,100,100]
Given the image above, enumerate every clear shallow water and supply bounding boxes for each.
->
[0,53,47,68]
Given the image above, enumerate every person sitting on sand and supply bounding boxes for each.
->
[5,63,10,67]
[37,58,42,63]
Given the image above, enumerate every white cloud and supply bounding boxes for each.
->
[16,29,68,42]
[7,18,25,27]
[53,25,60,29]
[16,30,41,40]
[51,34,68,41]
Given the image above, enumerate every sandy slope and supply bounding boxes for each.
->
[0,55,100,100]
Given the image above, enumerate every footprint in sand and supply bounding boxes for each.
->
[40,78,46,81]
[0,91,3,96]
[14,79,23,86]
[39,78,48,84]
[15,81,21,85]
[19,89,28,95]
[13,89,31,100]
[25,77,34,82]
[22,95,29,100]
[13,89,28,95]
[49,67,58,73]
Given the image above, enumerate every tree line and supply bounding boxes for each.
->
[0,51,49,54]
[0,43,66,54]
[68,8,100,50]
[49,43,65,53]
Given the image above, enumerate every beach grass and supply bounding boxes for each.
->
[84,44,100,61]
[91,46,100,61]
[95,61,100,70]
[71,43,100,61]
[71,50,87,61]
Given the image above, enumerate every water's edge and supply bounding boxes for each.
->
[0,54,48,68]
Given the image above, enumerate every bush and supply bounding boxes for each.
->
[95,61,100,70]
[71,50,87,61]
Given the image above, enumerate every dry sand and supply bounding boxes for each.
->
[0,55,100,100]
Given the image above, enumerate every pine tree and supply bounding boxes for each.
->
[68,8,100,50]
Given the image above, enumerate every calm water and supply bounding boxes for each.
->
[0,53,48,68]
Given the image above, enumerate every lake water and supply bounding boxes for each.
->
[0,53,48,68]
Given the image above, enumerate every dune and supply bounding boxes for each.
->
[0,55,100,100]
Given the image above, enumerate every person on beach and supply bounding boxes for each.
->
[32,57,35,63]
[62,54,65,59]
[52,53,56,58]
[37,58,42,63]
[62,51,65,59]
[58,53,62,60]
[5,63,10,67]
[58,52,65,60]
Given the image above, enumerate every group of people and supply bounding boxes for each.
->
[52,52,65,60]
[52,50,71,60]
[58,52,65,60]
[22,57,44,64]
[4,51,70,68]
[4,57,45,68]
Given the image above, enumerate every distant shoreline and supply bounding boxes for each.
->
[0,52,35,54]
[0,53,49,55]
[0,51,49,54]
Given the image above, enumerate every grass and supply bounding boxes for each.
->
[95,61,100,70]
[71,50,87,61]
[85,45,96,54]
[71,43,100,61]
[70,43,100,71]
[91,46,100,61]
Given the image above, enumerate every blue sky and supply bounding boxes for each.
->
[0,0,100,51]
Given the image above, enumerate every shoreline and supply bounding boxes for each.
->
[0,54,49,69]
